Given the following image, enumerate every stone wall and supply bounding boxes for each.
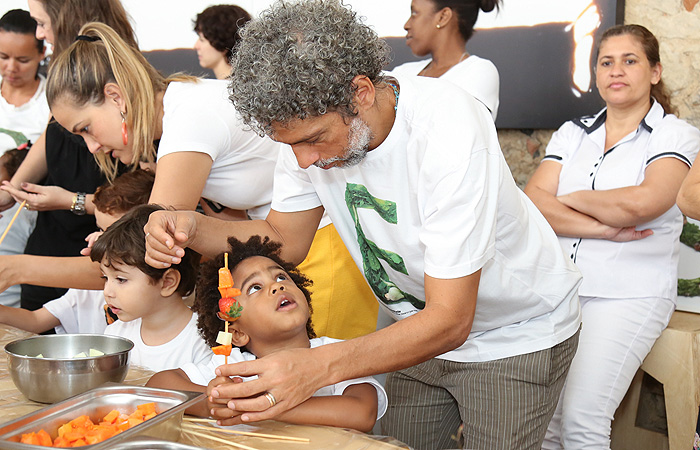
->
[502,0,700,187]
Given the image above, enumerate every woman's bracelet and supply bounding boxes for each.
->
[70,192,87,215]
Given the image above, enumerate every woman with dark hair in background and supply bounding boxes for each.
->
[392,0,500,119]
[193,4,251,80]
[525,24,700,449]
[0,9,48,152]
[0,0,135,312]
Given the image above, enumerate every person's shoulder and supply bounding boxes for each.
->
[390,59,429,76]
[164,78,226,100]
[459,55,498,72]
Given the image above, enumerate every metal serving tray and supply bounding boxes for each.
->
[99,436,212,450]
[0,383,204,450]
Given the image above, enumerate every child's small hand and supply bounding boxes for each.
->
[206,375,243,421]
[80,231,104,256]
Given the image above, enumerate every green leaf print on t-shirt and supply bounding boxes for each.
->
[345,183,425,310]
[0,128,28,147]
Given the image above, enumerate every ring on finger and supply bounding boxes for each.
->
[145,232,150,239]
[264,391,277,407]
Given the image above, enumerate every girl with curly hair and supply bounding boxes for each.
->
[147,235,387,432]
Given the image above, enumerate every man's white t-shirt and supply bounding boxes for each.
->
[104,312,212,372]
[43,289,107,334]
[271,74,581,363]
[391,55,500,120]
[157,80,281,220]
[181,336,388,420]
[0,74,50,152]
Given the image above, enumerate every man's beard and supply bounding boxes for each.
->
[314,117,372,168]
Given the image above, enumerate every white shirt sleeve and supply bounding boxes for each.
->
[644,116,700,168]
[543,121,579,165]
[44,289,107,334]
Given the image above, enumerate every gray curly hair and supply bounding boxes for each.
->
[228,0,390,136]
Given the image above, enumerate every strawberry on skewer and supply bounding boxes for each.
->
[212,253,242,364]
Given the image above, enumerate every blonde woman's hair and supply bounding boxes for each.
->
[46,22,196,181]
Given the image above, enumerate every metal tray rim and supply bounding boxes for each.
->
[0,383,204,450]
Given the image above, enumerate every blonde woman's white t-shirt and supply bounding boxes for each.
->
[157,80,281,220]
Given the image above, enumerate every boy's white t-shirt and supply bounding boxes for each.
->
[43,289,107,334]
[156,79,281,220]
[271,74,581,363]
[104,312,212,372]
[0,74,50,152]
[181,336,388,420]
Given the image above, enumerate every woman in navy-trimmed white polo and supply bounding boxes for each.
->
[525,24,700,449]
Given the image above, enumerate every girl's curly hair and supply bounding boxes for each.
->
[193,235,316,347]
[228,0,390,136]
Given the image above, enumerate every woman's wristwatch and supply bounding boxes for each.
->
[70,192,87,215]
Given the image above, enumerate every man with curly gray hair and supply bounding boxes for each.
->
[143,0,582,448]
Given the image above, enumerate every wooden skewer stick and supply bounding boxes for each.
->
[184,429,261,450]
[183,422,310,443]
[0,200,26,247]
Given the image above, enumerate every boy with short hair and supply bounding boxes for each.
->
[147,235,386,433]
[92,204,211,372]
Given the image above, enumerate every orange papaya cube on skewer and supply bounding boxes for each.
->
[219,286,241,299]
[212,344,232,356]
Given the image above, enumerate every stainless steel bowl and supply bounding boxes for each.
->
[4,334,133,403]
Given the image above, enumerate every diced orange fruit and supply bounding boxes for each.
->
[19,403,159,447]
[102,409,119,424]
[136,402,156,415]
[212,344,232,356]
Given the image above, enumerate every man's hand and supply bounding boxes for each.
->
[143,210,198,268]
[211,347,326,424]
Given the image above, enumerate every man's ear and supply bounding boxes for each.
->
[159,268,181,297]
[103,83,126,112]
[229,323,250,348]
[351,75,376,113]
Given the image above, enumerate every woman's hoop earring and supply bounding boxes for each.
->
[120,111,128,146]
